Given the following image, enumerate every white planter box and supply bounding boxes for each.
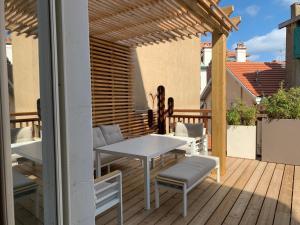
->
[227,125,256,159]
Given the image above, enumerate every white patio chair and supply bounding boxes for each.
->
[171,122,208,157]
[93,127,123,176]
[94,170,123,225]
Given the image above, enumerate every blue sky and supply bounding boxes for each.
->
[202,0,300,62]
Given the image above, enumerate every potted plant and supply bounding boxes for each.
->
[227,101,257,159]
[261,87,300,165]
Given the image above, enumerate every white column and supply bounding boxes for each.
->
[0,0,15,224]
[55,0,95,224]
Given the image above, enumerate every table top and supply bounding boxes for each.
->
[95,134,187,159]
[11,140,42,164]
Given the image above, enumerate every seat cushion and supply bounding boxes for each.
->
[175,122,203,138]
[93,127,107,148]
[11,127,33,143]
[100,125,124,145]
[13,169,36,190]
[158,156,217,188]
[100,153,122,165]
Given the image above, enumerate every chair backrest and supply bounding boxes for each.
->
[93,127,107,149]
[94,170,122,217]
[175,122,204,138]
[99,124,124,145]
[11,127,34,143]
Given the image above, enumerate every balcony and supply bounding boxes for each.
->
[14,154,300,225]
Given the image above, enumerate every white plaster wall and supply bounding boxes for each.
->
[200,67,208,95]
[202,48,212,66]
[134,37,201,110]
[6,44,12,63]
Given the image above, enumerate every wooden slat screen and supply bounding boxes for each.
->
[90,36,156,137]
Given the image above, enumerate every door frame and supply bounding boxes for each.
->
[0,0,64,224]
[0,0,15,224]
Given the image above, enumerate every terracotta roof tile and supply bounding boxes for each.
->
[226,62,286,97]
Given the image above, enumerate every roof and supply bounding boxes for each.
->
[201,42,212,48]
[5,0,241,45]
[5,37,11,44]
[227,62,286,97]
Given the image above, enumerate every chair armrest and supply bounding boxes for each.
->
[94,170,122,184]
[195,135,208,143]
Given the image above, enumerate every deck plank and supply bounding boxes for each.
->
[204,160,261,225]
[222,161,267,225]
[96,155,178,225]
[153,158,238,225]
[273,165,294,225]
[171,159,247,225]
[127,159,236,225]
[153,158,243,225]
[108,157,237,225]
[188,160,257,225]
[238,162,276,225]
[291,166,300,225]
[13,156,299,225]
[256,164,285,225]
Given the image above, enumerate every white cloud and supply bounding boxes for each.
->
[245,29,286,53]
[245,5,260,16]
[248,55,260,61]
[233,28,286,61]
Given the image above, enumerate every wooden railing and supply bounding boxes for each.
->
[167,109,212,133]
[10,112,41,137]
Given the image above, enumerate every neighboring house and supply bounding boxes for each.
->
[134,37,201,110]
[200,42,249,95]
[200,43,286,108]
[279,3,300,87]
[6,37,14,113]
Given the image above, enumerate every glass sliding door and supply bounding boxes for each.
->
[1,0,62,225]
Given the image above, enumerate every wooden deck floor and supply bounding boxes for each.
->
[14,155,300,225]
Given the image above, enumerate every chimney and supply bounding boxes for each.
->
[291,2,300,18]
[235,42,247,62]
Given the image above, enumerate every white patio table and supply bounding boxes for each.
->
[95,134,186,210]
[11,140,42,164]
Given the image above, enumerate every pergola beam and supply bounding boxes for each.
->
[221,5,234,17]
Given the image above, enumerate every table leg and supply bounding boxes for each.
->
[96,152,101,177]
[144,157,151,210]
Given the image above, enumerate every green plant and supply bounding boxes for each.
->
[227,101,257,126]
[227,107,241,125]
[262,86,300,120]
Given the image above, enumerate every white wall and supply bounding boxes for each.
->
[202,48,212,66]
[236,48,247,62]
[200,67,208,95]
[6,44,12,63]
[200,47,212,95]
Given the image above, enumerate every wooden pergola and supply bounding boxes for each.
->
[5,0,241,175]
